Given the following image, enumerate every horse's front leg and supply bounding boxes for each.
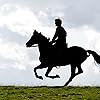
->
[45,66,60,79]
[34,64,46,80]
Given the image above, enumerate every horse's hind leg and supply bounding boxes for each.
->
[76,64,83,75]
[45,67,60,79]
[64,64,83,86]
[34,64,46,80]
[64,65,76,86]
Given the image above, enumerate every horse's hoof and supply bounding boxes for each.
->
[64,84,67,86]
[38,76,43,80]
[56,75,60,78]
[64,83,68,86]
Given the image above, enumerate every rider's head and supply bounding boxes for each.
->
[55,18,62,26]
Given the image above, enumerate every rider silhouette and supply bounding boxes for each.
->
[51,18,67,58]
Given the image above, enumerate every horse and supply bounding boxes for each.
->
[26,30,100,86]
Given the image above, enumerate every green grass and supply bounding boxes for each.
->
[0,86,100,100]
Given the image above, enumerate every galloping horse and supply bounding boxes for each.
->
[26,30,100,86]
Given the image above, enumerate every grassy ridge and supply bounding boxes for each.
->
[0,86,100,100]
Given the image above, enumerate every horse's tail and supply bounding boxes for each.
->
[87,50,100,64]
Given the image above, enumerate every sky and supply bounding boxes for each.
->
[0,0,100,86]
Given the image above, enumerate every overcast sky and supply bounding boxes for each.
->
[0,0,100,86]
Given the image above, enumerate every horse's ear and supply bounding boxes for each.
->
[33,30,38,35]
[34,30,37,32]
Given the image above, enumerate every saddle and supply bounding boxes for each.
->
[52,43,68,59]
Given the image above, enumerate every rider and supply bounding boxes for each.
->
[51,18,67,57]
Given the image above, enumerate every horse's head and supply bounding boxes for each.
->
[26,30,50,47]
[26,30,40,47]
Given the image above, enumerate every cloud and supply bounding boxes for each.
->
[1,0,100,31]
[63,0,100,30]
[0,4,42,71]
[0,5,40,35]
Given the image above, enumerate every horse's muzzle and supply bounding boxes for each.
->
[26,43,31,47]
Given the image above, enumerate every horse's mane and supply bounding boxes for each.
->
[38,33,53,49]
[39,32,50,43]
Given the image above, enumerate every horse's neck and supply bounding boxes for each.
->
[38,40,52,56]
[38,42,47,53]
[37,34,51,54]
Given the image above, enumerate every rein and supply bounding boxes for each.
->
[32,44,38,47]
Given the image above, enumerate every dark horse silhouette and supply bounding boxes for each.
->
[26,30,100,86]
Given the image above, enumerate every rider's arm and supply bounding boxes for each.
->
[51,31,58,43]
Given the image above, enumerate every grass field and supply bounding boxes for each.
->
[0,86,100,100]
